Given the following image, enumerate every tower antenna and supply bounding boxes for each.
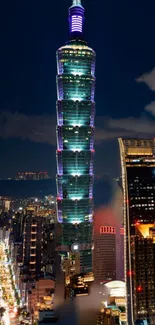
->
[73,0,81,5]
[69,0,84,35]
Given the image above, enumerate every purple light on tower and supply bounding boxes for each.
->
[69,0,84,35]
[71,15,83,33]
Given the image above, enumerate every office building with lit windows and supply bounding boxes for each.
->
[23,213,43,277]
[119,138,155,325]
[93,222,116,282]
[22,213,55,278]
[56,0,96,274]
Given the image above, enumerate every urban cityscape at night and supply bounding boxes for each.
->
[0,0,155,324]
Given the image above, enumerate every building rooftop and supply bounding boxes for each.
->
[119,138,155,156]
[105,280,125,297]
[39,319,58,324]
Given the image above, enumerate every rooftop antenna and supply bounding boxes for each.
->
[73,0,82,5]
[69,0,84,35]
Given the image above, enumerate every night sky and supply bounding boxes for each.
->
[1,0,155,178]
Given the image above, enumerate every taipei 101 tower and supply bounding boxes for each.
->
[56,0,96,275]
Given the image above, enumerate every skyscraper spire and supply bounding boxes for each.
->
[69,0,84,35]
[72,0,81,6]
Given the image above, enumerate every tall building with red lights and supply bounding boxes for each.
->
[119,138,155,325]
[93,205,124,283]
[93,207,119,283]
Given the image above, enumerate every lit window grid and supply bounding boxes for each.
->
[56,29,95,271]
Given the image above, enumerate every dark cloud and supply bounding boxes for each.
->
[95,127,132,142]
[145,101,155,116]
[136,67,155,91]
[1,110,155,146]
[108,116,155,133]
[0,111,56,145]
[95,116,155,141]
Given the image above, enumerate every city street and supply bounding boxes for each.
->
[0,241,20,325]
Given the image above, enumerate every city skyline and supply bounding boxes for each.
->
[1,1,155,323]
[1,0,155,178]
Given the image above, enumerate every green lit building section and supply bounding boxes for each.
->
[56,100,94,126]
[56,1,96,274]
[56,151,93,175]
[57,126,94,150]
[57,175,93,199]
[56,43,95,225]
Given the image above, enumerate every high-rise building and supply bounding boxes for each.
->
[119,138,155,325]
[56,0,96,274]
[23,213,43,277]
[22,213,55,278]
[12,212,25,243]
[22,213,55,319]
[94,221,116,282]
[132,225,155,324]
[93,206,123,283]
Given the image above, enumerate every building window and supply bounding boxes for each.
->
[100,226,116,234]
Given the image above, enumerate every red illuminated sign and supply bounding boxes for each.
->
[100,226,116,234]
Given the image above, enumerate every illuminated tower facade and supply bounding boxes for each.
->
[119,139,155,325]
[56,0,96,274]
